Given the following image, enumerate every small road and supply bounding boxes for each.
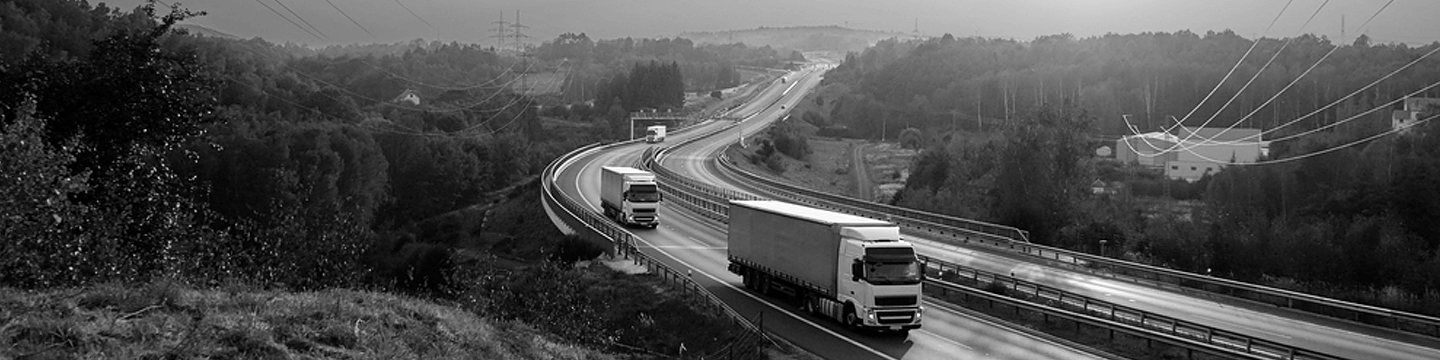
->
[850,142,873,201]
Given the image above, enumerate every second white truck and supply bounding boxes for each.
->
[727,200,922,332]
[645,125,667,143]
[599,166,661,228]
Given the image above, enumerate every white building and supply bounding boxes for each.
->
[1393,97,1440,134]
[394,89,421,105]
[1116,127,1266,182]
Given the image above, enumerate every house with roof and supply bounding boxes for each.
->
[394,89,421,105]
[1116,127,1267,182]
[1393,97,1440,134]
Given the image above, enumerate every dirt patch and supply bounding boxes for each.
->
[862,143,919,203]
[726,135,917,204]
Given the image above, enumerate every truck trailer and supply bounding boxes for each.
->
[645,125,667,143]
[727,200,922,332]
[599,166,661,228]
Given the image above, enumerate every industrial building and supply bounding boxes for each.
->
[1115,127,1266,181]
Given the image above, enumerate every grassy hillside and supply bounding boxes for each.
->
[0,280,615,359]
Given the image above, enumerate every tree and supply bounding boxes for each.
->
[0,105,103,287]
[993,103,1092,244]
[898,127,923,149]
[0,3,221,284]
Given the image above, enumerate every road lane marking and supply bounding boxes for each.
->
[914,329,973,350]
[645,245,726,250]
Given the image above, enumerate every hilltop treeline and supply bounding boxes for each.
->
[681,25,913,52]
[534,32,795,103]
[823,32,1440,312]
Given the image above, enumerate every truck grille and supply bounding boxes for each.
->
[876,310,916,324]
[875,295,918,307]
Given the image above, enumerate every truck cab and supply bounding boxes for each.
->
[599,166,661,228]
[839,235,924,330]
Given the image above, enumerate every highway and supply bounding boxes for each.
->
[551,64,1106,359]
[661,71,1440,359]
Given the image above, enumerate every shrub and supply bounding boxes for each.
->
[549,235,608,264]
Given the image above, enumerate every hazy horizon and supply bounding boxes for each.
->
[114,0,1440,47]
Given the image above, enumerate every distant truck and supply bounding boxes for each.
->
[599,166,661,228]
[727,200,922,332]
[645,125,667,143]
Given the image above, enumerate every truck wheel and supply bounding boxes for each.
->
[843,304,860,328]
[757,275,770,295]
[742,272,754,290]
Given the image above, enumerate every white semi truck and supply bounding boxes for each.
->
[645,125,667,143]
[727,200,922,332]
[599,166,661,228]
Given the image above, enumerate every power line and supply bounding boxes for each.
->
[390,0,435,30]
[274,0,329,42]
[1190,112,1437,166]
[1162,0,1296,134]
[251,0,324,42]
[321,0,376,39]
[1150,0,1399,152]
[286,58,540,113]
[244,2,549,110]
[249,0,514,92]
[1129,4,1427,155]
[1148,0,1330,152]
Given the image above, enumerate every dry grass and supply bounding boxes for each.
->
[0,279,620,360]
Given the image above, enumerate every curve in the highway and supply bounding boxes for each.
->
[553,66,1107,359]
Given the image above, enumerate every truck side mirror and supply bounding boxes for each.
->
[850,260,862,283]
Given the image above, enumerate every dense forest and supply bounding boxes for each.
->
[817,33,1440,312]
[0,0,780,293]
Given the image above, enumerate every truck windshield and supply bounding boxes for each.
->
[865,261,921,285]
[627,184,660,202]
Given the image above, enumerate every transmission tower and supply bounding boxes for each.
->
[509,10,530,52]
[490,13,508,51]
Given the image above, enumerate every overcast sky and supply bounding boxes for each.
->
[118,0,1439,47]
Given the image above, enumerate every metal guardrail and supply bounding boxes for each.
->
[646,159,1307,360]
[711,145,1440,340]
[922,254,1340,360]
[541,143,774,359]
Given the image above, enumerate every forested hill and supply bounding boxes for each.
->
[0,0,781,294]
[822,32,1440,154]
[681,25,915,52]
